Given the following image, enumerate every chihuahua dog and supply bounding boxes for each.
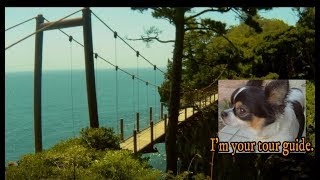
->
[220,80,305,142]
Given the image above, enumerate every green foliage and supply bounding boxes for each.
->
[159,17,298,106]
[249,8,315,79]
[192,173,211,180]
[306,81,315,150]
[257,153,316,179]
[166,171,210,180]
[80,127,120,150]
[158,59,173,105]
[258,72,279,80]
[296,7,315,29]
[215,154,259,180]
[5,138,104,179]
[176,104,218,176]
[89,150,162,180]
[215,17,290,79]
[6,153,56,180]
[166,171,190,179]
[253,25,315,79]
[6,127,161,179]
[159,9,314,106]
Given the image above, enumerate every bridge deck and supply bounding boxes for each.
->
[120,94,218,153]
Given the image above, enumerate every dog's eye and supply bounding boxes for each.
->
[237,107,247,115]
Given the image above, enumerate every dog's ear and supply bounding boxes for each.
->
[246,80,263,87]
[265,80,289,105]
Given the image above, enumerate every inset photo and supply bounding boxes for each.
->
[218,80,306,153]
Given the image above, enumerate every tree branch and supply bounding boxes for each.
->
[231,8,247,22]
[199,64,228,93]
[186,7,232,21]
[185,27,241,54]
[127,36,174,43]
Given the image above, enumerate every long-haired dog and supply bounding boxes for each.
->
[220,80,305,142]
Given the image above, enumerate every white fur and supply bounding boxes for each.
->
[287,88,305,110]
[255,105,300,142]
[233,87,247,102]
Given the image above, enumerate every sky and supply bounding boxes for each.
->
[5,7,300,73]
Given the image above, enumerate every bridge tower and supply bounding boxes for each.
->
[33,7,99,153]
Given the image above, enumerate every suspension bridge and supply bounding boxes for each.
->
[5,7,218,154]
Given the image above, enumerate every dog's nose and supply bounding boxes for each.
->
[221,111,228,118]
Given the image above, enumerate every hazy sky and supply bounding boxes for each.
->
[5,7,299,72]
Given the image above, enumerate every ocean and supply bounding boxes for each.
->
[5,68,167,171]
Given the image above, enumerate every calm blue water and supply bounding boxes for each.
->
[5,69,167,171]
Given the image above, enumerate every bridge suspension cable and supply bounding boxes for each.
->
[94,53,101,125]
[69,36,76,137]
[68,35,77,179]
[136,51,140,113]
[43,16,159,89]
[96,54,159,88]
[5,8,83,51]
[43,18,84,48]
[132,75,135,127]
[114,32,119,133]
[66,37,160,88]
[146,81,149,117]
[6,9,162,89]
[90,10,166,75]
[154,65,157,121]
[95,47,98,97]
[5,16,36,32]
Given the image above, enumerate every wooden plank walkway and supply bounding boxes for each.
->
[120,93,219,153]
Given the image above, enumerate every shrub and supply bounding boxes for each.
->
[89,150,163,180]
[6,137,161,179]
[80,127,120,150]
[5,138,106,179]
[6,153,56,180]
[6,127,165,179]
[305,81,315,153]
[166,171,210,180]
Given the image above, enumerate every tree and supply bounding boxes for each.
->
[131,7,269,175]
[254,8,315,79]
[160,16,289,105]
